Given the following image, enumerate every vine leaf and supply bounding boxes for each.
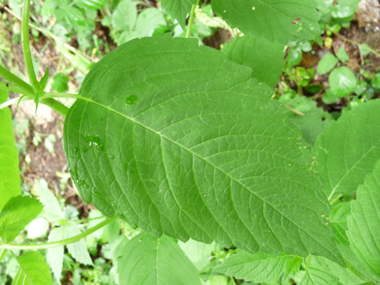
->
[115,232,201,284]
[159,0,197,29]
[64,36,342,263]
[212,0,322,44]
[214,250,302,283]
[347,160,380,278]
[13,251,52,285]
[0,89,20,209]
[64,223,93,266]
[222,34,285,87]
[0,196,43,242]
[46,227,65,283]
[314,99,380,199]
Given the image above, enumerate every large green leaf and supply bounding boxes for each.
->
[0,195,43,242]
[314,100,380,199]
[0,89,20,209]
[222,34,285,87]
[115,232,201,284]
[212,0,321,44]
[64,36,341,262]
[160,0,196,29]
[214,250,302,283]
[12,251,51,285]
[347,160,380,278]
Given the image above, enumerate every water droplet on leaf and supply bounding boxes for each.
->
[125,95,138,105]
[73,148,78,154]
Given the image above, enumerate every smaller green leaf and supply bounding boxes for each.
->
[33,179,65,222]
[322,89,339,105]
[301,265,340,285]
[0,196,43,242]
[51,74,69,93]
[39,67,49,91]
[160,0,196,29]
[336,47,349,62]
[12,251,52,285]
[65,223,93,266]
[329,203,351,246]
[222,34,285,87]
[78,0,107,9]
[331,4,356,22]
[284,256,303,280]
[353,81,368,95]
[214,250,299,283]
[116,232,201,285]
[360,43,371,56]
[178,239,214,270]
[317,54,338,75]
[329,66,357,97]
[347,160,380,278]
[0,248,6,263]
[112,0,137,31]
[46,227,65,283]
[135,8,166,36]
[287,47,302,67]
[371,73,380,91]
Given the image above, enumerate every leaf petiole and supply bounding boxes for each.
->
[0,216,117,250]
[185,0,201,38]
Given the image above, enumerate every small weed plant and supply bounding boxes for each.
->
[1,0,380,284]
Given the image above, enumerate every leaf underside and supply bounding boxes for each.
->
[64,36,341,262]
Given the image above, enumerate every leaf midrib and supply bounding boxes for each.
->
[73,96,334,255]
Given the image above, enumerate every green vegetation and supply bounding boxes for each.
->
[1,0,380,284]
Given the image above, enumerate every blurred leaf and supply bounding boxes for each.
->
[329,66,357,97]
[46,227,65,283]
[26,217,49,239]
[87,209,105,240]
[51,74,69,92]
[0,89,20,209]
[55,7,86,29]
[354,81,368,95]
[287,47,302,67]
[336,47,349,62]
[371,73,380,91]
[160,0,196,29]
[360,43,371,56]
[78,0,107,9]
[317,53,338,75]
[12,251,51,285]
[347,160,380,278]
[135,8,166,36]
[178,239,214,270]
[0,196,43,242]
[332,4,356,22]
[116,232,201,284]
[112,0,137,31]
[223,33,285,87]
[65,223,94,266]
[33,178,65,222]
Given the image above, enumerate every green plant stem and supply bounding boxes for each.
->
[43,92,80,99]
[0,65,34,95]
[22,0,39,92]
[0,216,117,250]
[186,0,201,38]
[40,98,69,116]
[334,33,380,57]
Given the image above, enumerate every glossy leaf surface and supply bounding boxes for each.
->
[64,36,340,262]
[115,232,201,284]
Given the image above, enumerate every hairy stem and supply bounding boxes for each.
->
[22,0,39,92]
[0,65,34,95]
[186,0,201,38]
[0,217,117,250]
[334,33,380,57]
